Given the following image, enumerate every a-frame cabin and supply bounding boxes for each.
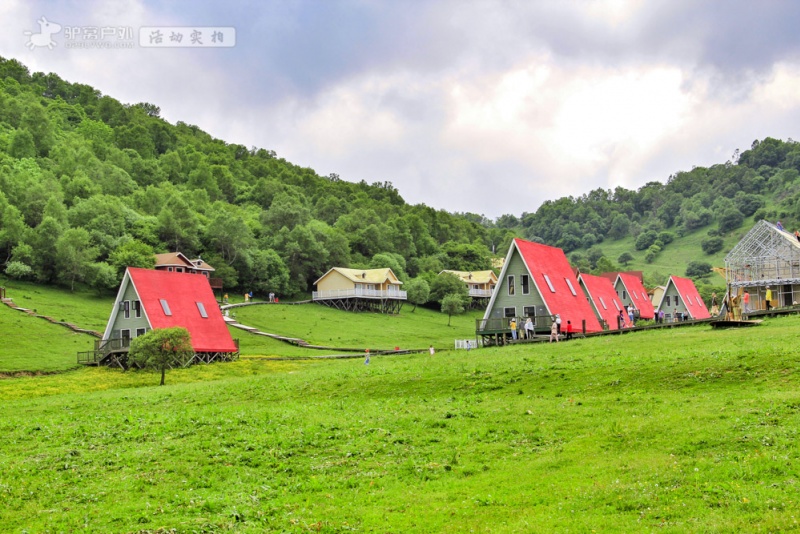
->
[477,238,602,345]
[612,272,655,320]
[79,268,238,367]
[656,275,711,321]
[578,272,627,330]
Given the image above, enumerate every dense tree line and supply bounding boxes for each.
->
[2,56,798,302]
[0,57,502,298]
[516,137,800,256]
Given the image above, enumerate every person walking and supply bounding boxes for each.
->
[565,320,573,341]
[765,286,773,311]
[618,310,625,329]
[549,320,559,343]
[627,305,635,326]
[555,314,562,335]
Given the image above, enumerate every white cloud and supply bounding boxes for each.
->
[3,1,800,219]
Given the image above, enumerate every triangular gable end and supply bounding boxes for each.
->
[482,239,552,321]
[103,269,153,340]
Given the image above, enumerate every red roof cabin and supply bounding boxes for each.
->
[611,272,655,320]
[477,238,602,345]
[656,275,711,321]
[83,267,238,367]
[577,272,627,330]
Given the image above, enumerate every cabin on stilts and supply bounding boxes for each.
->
[312,267,406,313]
[439,269,497,308]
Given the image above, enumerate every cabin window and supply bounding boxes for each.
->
[521,274,530,295]
[135,328,147,337]
[122,300,130,319]
[622,290,628,300]
[167,267,174,272]
[565,278,577,296]
[121,329,131,346]
[507,275,515,296]
[599,296,607,310]
[543,274,555,293]
[159,299,172,316]
[523,306,537,324]
[133,300,141,318]
[665,295,671,307]
[504,307,516,318]
[197,302,208,318]
[176,267,184,273]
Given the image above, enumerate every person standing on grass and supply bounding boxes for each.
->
[549,320,559,343]
[429,345,435,356]
[364,349,370,365]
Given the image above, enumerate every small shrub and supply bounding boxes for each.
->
[701,236,724,255]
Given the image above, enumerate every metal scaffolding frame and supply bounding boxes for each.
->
[725,220,800,289]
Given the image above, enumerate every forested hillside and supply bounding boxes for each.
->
[1,55,798,297]
[498,137,800,285]
[0,57,504,296]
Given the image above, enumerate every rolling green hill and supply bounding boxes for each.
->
[1,315,799,531]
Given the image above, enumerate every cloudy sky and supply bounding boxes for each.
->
[3,0,800,219]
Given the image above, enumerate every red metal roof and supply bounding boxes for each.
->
[579,273,627,330]
[617,272,655,319]
[128,268,237,353]
[669,276,711,319]
[514,239,603,332]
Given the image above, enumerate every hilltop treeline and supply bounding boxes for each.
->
[1,56,798,295]
[0,57,511,295]
[495,137,800,274]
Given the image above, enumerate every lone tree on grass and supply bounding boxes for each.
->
[129,327,194,386]
[617,252,634,266]
[441,293,465,326]
[405,277,430,312]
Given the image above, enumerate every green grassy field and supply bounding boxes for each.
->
[232,303,484,350]
[0,278,113,332]
[2,313,800,531]
[0,304,95,373]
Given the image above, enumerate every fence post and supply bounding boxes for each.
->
[582,319,586,334]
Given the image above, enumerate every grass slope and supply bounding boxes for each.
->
[233,303,484,350]
[0,278,113,332]
[0,304,95,372]
[2,316,800,531]
[580,217,757,280]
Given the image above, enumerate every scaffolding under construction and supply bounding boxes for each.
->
[724,220,800,310]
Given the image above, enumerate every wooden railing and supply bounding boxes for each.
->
[468,288,493,297]
[313,288,407,300]
[476,315,554,334]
